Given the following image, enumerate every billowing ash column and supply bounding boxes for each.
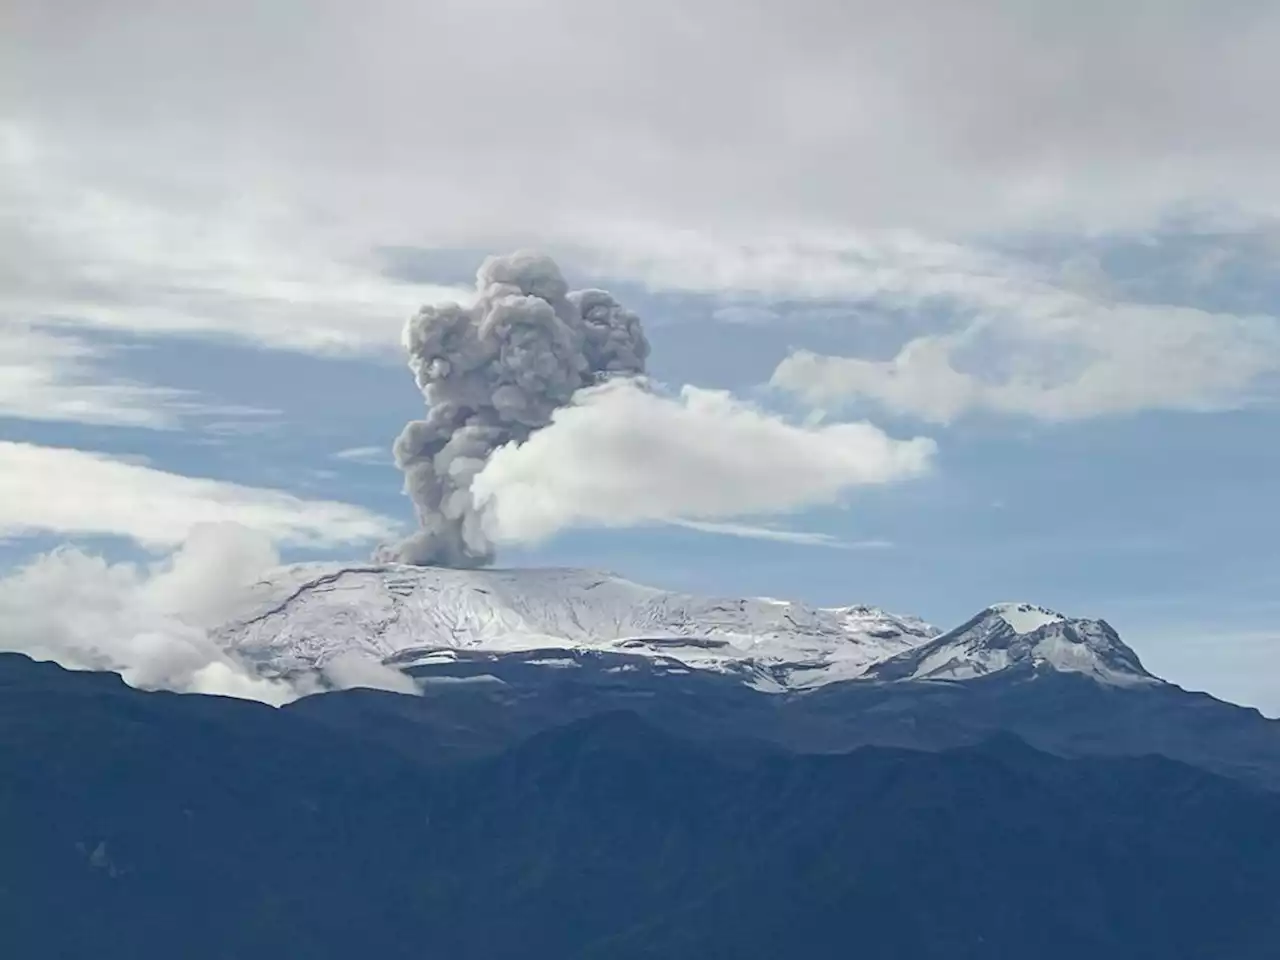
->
[378,251,649,567]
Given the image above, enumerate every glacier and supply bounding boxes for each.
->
[214,563,1158,693]
[864,603,1157,687]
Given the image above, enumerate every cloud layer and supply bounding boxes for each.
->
[770,280,1280,422]
[6,4,1280,431]
[472,379,935,544]
[8,1,1279,237]
[0,441,398,548]
[1,126,470,358]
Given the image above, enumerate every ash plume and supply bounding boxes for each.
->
[379,251,649,567]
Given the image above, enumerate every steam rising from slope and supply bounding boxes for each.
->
[0,524,297,703]
[0,523,418,704]
[379,251,649,567]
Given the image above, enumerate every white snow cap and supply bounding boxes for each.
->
[217,563,939,692]
[987,602,1065,634]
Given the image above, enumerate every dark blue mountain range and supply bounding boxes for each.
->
[3,652,1280,958]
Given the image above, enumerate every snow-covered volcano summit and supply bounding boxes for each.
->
[214,564,1157,693]
[216,563,938,690]
[864,602,1156,686]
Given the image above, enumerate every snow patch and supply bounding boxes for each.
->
[216,564,939,692]
[524,657,581,669]
[989,602,1064,634]
[215,564,1152,695]
[867,605,1157,688]
[418,674,506,686]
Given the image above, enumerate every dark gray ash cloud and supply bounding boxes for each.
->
[379,251,649,567]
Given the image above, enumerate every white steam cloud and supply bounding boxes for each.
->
[471,380,935,544]
[0,523,418,705]
[380,251,649,567]
[385,251,934,565]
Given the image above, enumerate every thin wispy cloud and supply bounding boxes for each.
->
[332,445,392,466]
[0,323,282,430]
[1,125,471,357]
[0,441,399,549]
[666,518,892,550]
[0,324,188,428]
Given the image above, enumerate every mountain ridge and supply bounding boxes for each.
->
[217,562,1156,693]
[3,650,1279,960]
[865,603,1155,686]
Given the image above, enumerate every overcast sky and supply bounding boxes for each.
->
[3,0,1279,714]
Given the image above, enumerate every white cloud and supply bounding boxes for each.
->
[770,291,1280,422]
[320,651,420,695]
[5,3,1279,430]
[1,126,471,356]
[0,522,421,704]
[472,379,934,544]
[0,323,186,427]
[0,323,281,429]
[0,524,300,703]
[574,222,1017,303]
[0,441,399,548]
[573,223,1280,422]
[665,517,892,549]
[8,1,1280,239]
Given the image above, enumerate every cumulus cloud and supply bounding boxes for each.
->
[576,224,1280,422]
[0,441,399,548]
[471,378,935,545]
[771,290,1280,422]
[0,523,423,704]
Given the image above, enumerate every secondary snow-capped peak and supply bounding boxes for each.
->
[865,604,1157,687]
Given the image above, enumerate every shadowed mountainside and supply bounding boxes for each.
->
[3,653,1280,959]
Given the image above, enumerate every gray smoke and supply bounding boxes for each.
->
[378,251,649,567]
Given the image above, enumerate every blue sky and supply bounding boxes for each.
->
[3,0,1279,714]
